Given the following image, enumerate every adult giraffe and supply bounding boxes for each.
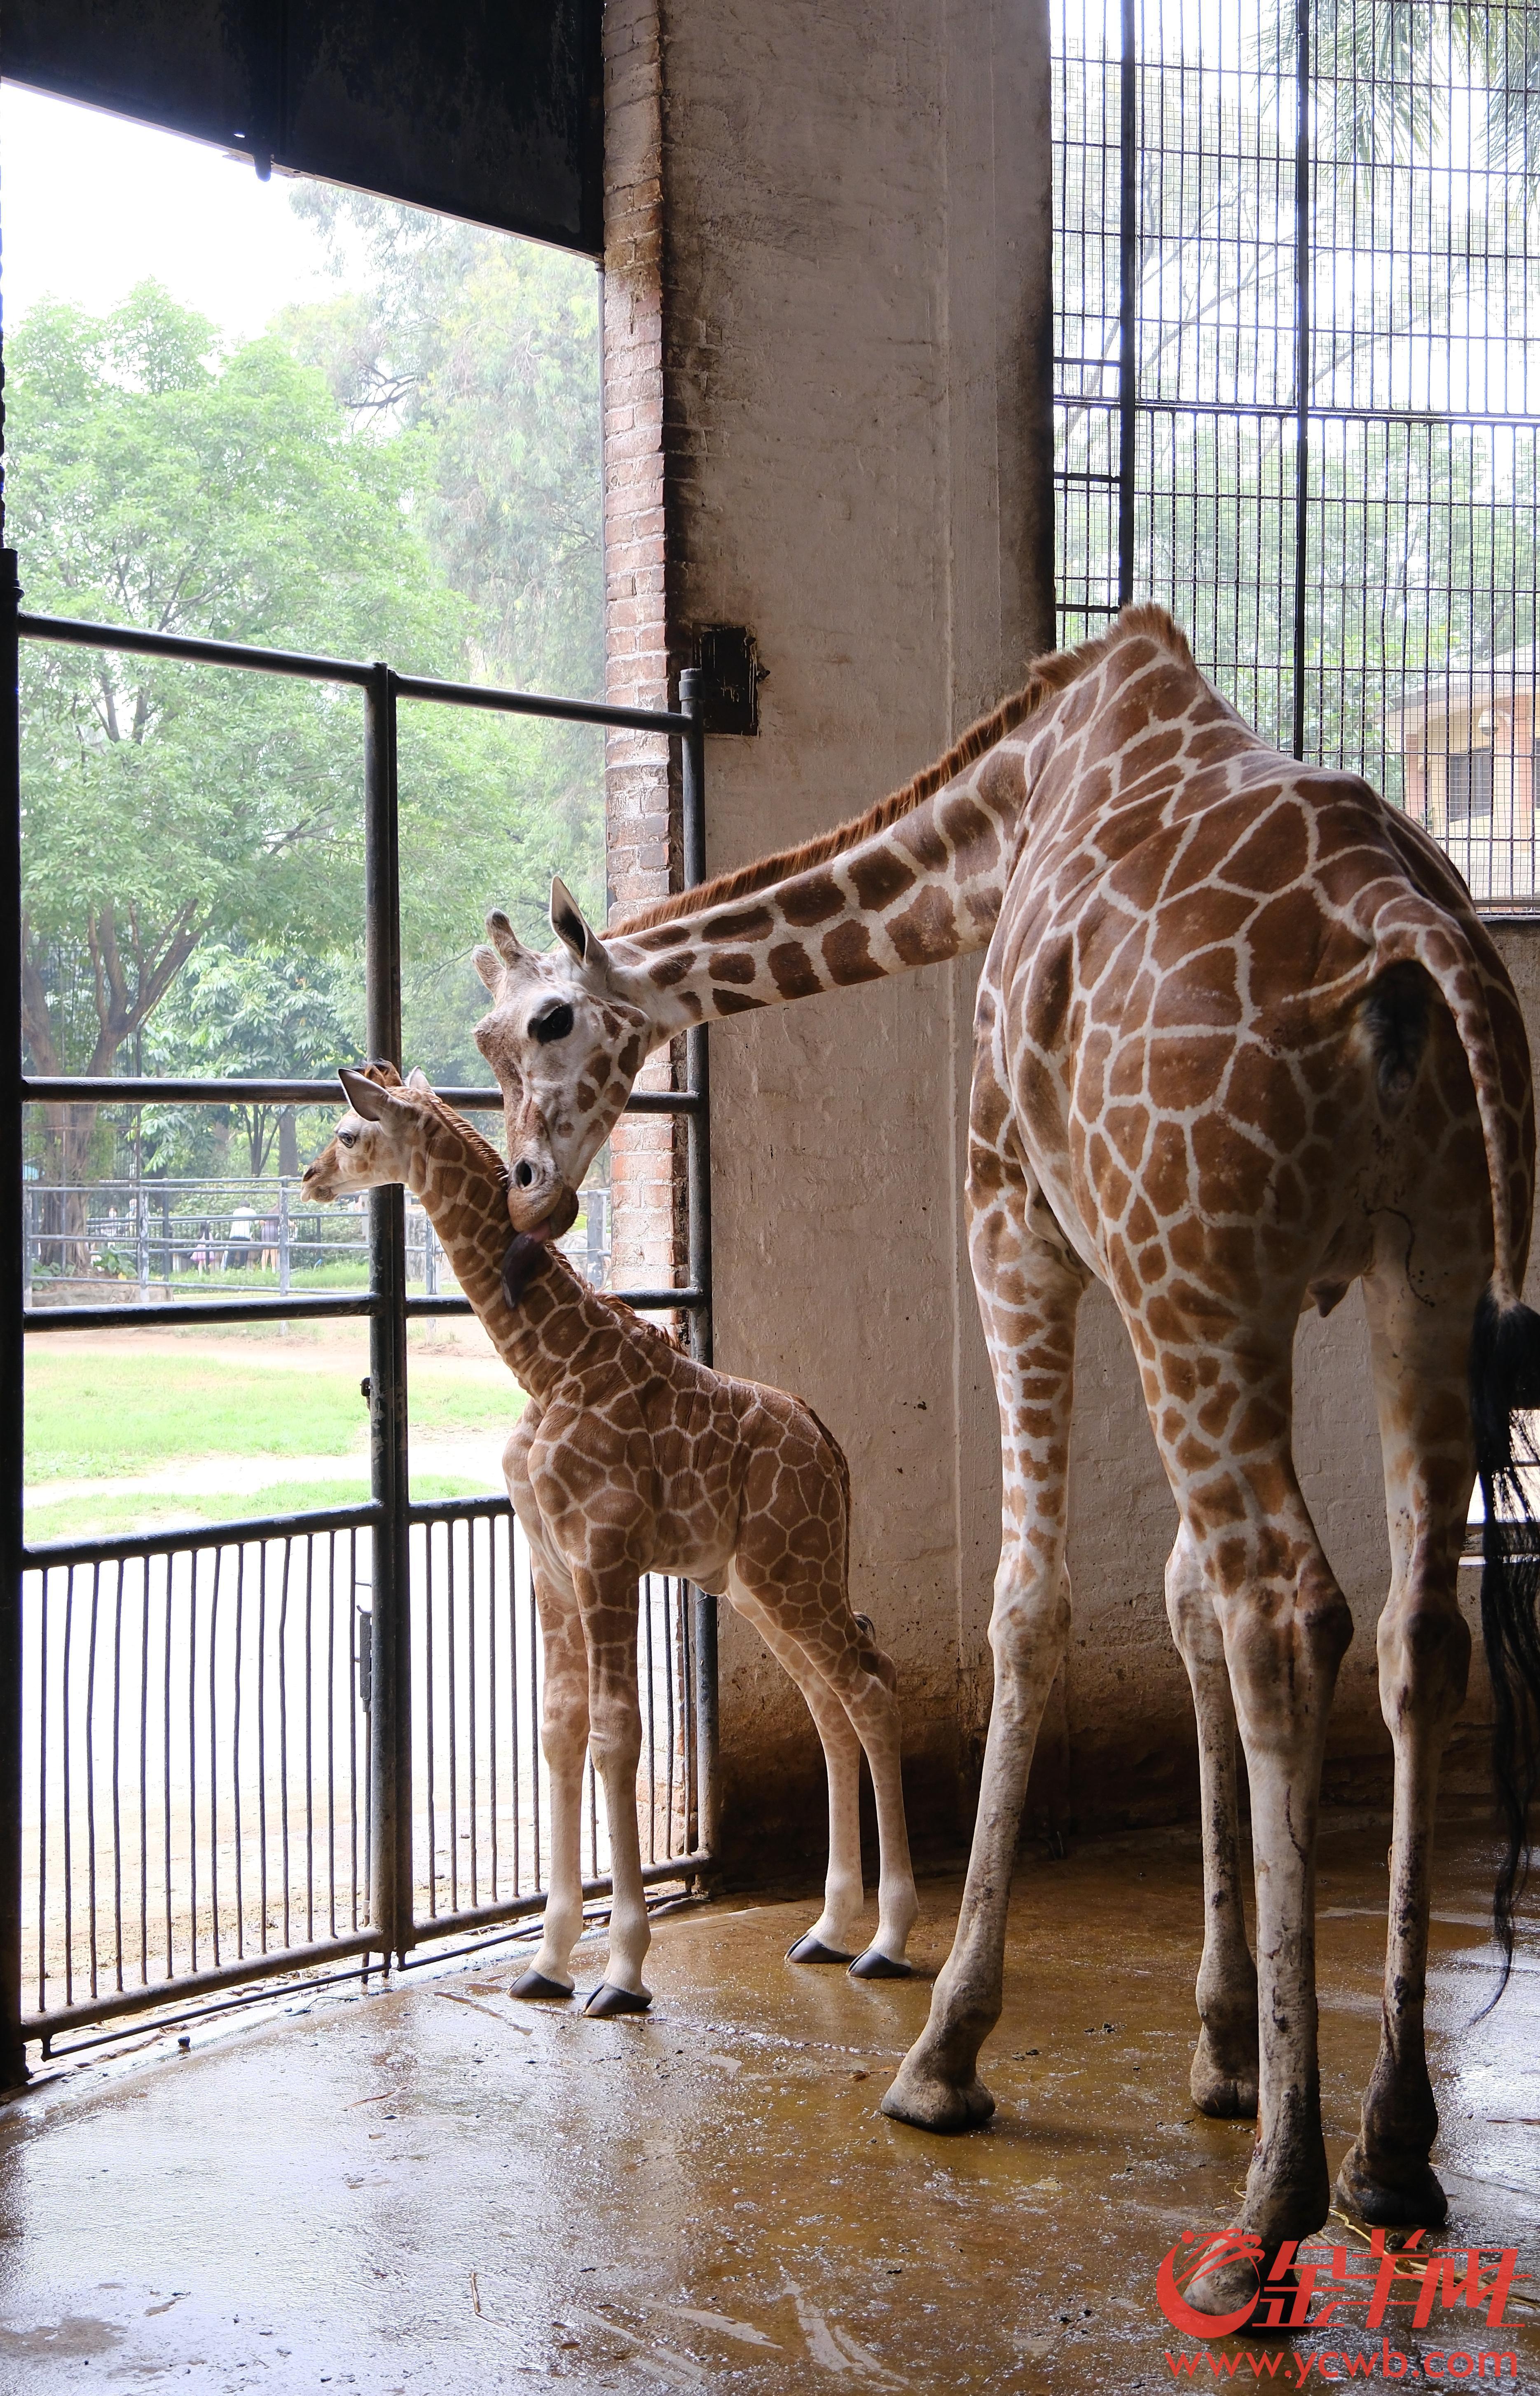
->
[471,607,1540,2309]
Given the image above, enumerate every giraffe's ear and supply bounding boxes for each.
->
[550,877,610,983]
[484,910,530,969]
[339,1066,389,1122]
[406,1067,433,1093]
[473,944,503,993]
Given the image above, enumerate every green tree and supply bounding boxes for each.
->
[144,939,362,1175]
[10,280,604,1213]
[277,187,603,694]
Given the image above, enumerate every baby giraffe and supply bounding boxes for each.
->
[304,1064,918,2014]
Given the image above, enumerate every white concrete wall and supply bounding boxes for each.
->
[654,0,1052,1867]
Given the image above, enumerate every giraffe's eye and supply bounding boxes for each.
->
[338,1130,358,1148]
[531,1002,575,1045]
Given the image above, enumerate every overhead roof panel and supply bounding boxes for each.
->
[2,0,604,256]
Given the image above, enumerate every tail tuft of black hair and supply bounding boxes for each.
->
[1469,1283,1540,2000]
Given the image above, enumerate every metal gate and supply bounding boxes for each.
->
[1054,0,1540,904]
[0,560,716,2082]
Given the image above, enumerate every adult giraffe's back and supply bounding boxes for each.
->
[473,607,1540,2308]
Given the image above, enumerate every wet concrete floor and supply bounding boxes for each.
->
[1,1812,1536,2395]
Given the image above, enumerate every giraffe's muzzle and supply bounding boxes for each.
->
[505,1171,580,1242]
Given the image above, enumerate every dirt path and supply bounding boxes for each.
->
[25,1429,510,1509]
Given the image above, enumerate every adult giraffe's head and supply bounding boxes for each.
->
[473,878,652,1236]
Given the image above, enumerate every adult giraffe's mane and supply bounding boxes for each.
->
[609,605,1193,937]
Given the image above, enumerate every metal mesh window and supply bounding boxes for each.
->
[1054,0,1540,907]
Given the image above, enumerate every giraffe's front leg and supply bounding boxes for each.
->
[574,1567,651,2018]
[512,1535,590,2000]
[881,1544,1069,2128]
[882,1151,1084,2134]
[1165,1525,1259,2118]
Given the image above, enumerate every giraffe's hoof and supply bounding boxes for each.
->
[1334,2143,1448,2229]
[879,2056,995,2134]
[1174,2244,1275,2335]
[848,1949,913,1981]
[785,1934,856,1966]
[509,1968,574,2002]
[1190,2027,1259,2119]
[582,1981,652,2018]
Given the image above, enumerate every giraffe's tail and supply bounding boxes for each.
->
[1370,895,1540,1994]
[1467,1289,1540,1997]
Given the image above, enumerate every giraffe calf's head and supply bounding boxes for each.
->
[472,881,650,1235]
[302,1063,436,1202]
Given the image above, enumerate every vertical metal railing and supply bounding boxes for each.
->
[680,669,719,1864]
[0,555,27,2088]
[1289,0,1311,762]
[2,606,716,2077]
[363,663,412,1965]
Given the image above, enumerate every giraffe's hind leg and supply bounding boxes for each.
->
[1166,1524,1259,2118]
[1334,1241,1477,2227]
[727,1579,867,1963]
[749,1588,918,1976]
[1135,1316,1352,2306]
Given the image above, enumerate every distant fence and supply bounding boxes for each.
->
[23,1178,612,1307]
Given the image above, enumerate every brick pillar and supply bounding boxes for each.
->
[601,0,684,1296]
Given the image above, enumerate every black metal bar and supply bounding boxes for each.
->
[22,1506,380,1576]
[406,1859,714,1947]
[679,671,714,1376]
[403,1286,705,1322]
[1291,0,1311,761]
[21,1077,702,1113]
[1057,396,1540,431]
[393,668,688,736]
[486,1518,497,1903]
[24,1294,378,1334]
[364,664,412,1965]
[19,614,689,735]
[21,1927,382,2039]
[1116,0,1137,609]
[0,550,26,2086]
[508,1515,521,1895]
[446,1528,459,1913]
[677,669,719,1878]
[19,612,377,686]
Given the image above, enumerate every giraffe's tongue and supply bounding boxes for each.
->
[527,1185,580,1242]
[502,1233,550,1309]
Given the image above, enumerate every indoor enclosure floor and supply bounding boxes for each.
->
[1,1815,1537,2394]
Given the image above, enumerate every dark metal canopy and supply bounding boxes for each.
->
[2,0,604,255]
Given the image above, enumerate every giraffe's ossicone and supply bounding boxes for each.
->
[303,1065,918,2014]
[473,606,1540,2312]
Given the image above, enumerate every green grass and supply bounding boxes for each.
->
[23,1472,491,1545]
[25,1351,518,1483]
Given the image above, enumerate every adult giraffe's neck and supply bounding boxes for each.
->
[606,738,1030,1045]
[407,1145,597,1405]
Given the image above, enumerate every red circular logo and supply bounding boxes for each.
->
[1156,2231,1264,2339]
